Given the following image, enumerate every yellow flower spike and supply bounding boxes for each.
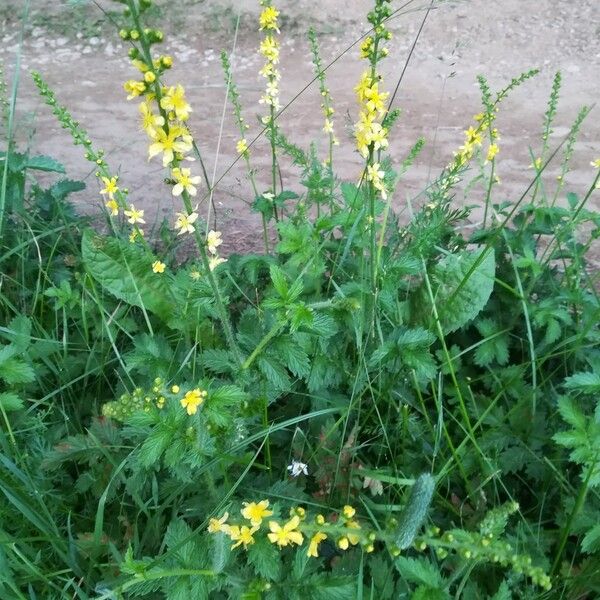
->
[160,84,192,121]
[338,537,349,551]
[227,524,259,549]
[152,261,166,274]
[342,505,356,519]
[180,388,206,416]
[241,500,273,526]
[105,199,119,216]
[259,6,280,32]
[171,167,201,197]
[307,532,327,558]
[208,512,230,534]
[124,205,145,225]
[206,230,223,255]
[267,516,304,548]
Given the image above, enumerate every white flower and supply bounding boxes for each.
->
[287,460,308,477]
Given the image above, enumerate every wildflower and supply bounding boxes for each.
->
[259,6,280,32]
[228,524,258,549]
[364,83,389,117]
[206,230,223,255]
[342,505,356,519]
[267,516,304,547]
[129,229,144,243]
[367,163,388,200]
[591,158,600,168]
[530,157,543,170]
[338,537,349,550]
[465,126,483,145]
[124,205,145,225]
[354,72,373,103]
[287,460,308,477]
[323,119,334,134]
[307,532,327,557]
[174,210,199,235]
[315,514,326,526]
[236,139,249,155]
[486,143,499,162]
[171,385,180,393]
[346,520,362,545]
[360,37,373,59]
[105,199,119,216]
[208,512,230,534]
[180,388,207,415]
[160,84,192,121]
[131,59,149,73]
[190,269,201,280]
[259,36,280,63]
[124,80,145,100]
[208,256,227,271]
[171,167,201,197]
[241,500,273,526]
[100,176,119,199]
[139,102,165,138]
[152,261,166,274]
[148,127,193,166]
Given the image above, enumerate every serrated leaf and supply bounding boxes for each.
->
[0,392,24,412]
[25,154,65,173]
[582,523,600,554]
[247,536,281,580]
[414,250,496,333]
[50,179,86,199]
[490,581,512,600]
[211,532,230,573]
[394,556,442,587]
[307,575,356,600]
[270,265,289,298]
[0,358,35,385]
[139,428,172,468]
[564,372,600,395]
[82,229,175,321]
[2,315,31,352]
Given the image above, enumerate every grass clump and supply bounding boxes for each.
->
[1,0,600,598]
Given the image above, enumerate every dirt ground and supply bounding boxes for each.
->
[1,0,599,254]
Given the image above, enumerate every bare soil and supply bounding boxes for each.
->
[1,0,599,254]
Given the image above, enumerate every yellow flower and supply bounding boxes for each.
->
[124,205,145,225]
[160,84,192,121]
[267,516,304,547]
[206,230,223,255]
[208,256,227,271]
[148,127,193,166]
[346,519,361,545]
[307,532,327,558]
[259,6,280,32]
[105,199,119,216]
[139,102,165,138]
[354,72,373,103]
[530,157,543,170]
[591,158,600,169]
[323,119,334,134]
[364,83,389,117]
[360,37,373,59]
[338,537,349,550]
[259,36,280,63]
[367,163,388,200]
[180,388,207,415]
[241,500,273,526]
[172,167,201,197]
[152,261,166,274]
[174,210,199,235]
[342,505,356,519]
[100,176,119,199]
[208,512,230,534]
[465,126,483,145]
[236,139,249,155]
[228,525,258,550]
[144,71,156,84]
[486,143,499,162]
[124,80,145,100]
[171,385,180,393]
[129,228,144,243]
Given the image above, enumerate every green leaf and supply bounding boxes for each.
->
[139,428,172,468]
[0,358,35,385]
[414,250,496,333]
[82,229,175,322]
[0,392,24,412]
[211,532,230,573]
[247,536,281,580]
[394,474,435,549]
[490,581,512,600]
[2,315,31,352]
[582,523,600,554]
[307,575,356,600]
[50,179,86,199]
[564,372,600,395]
[394,556,442,588]
[270,264,289,298]
[24,154,65,173]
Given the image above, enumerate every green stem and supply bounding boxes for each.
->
[242,321,284,370]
